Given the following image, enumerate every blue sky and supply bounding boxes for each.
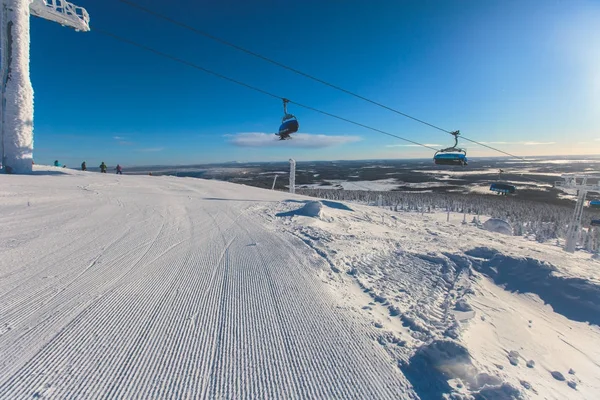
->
[32,0,600,167]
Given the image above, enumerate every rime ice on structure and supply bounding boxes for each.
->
[1,0,34,174]
[1,0,89,174]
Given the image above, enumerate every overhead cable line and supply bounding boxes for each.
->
[117,0,450,134]
[116,0,535,163]
[94,28,439,151]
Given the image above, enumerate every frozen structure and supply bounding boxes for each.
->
[289,158,296,194]
[0,0,89,174]
[555,175,600,252]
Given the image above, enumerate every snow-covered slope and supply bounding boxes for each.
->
[1,166,599,399]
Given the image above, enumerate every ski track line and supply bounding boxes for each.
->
[0,198,143,291]
[0,208,158,322]
[0,211,117,286]
[0,224,133,316]
[233,208,412,398]
[0,218,165,377]
[0,200,196,366]
[0,207,189,396]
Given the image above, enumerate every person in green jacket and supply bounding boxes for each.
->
[100,162,107,173]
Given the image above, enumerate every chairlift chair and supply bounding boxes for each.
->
[490,183,516,194]
[277,99,299,140]
[433,130,468,166]
[489,169,516,194]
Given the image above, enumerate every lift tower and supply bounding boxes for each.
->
[289,159,296,194]
[0,0,89,174]
[555,175,600,253]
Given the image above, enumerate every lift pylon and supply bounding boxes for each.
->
[0,0,89,174]
[555,175,600,253]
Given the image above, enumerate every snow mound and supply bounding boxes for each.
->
[483,218,513,236]
[277,201,324,218]
[276,200,352,219]
[400,340,519,399]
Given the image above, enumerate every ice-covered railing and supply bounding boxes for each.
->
[30,0,90,32]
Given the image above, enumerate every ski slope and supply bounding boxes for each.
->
[0,167,413,399]
[1,166,599,399]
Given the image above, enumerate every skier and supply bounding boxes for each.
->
[116,164,123,175]
[100,162,107,173]
[81,161,87,171]
[54,160,60,167]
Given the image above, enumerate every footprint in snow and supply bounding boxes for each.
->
[551,371,566,381]
[508,350,520,366]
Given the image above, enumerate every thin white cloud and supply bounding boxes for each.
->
[595,138,600,141]
[136,147,164,152]
[480,141,556,146]
[386,143,441,148]
[113,136,134,146]
[523,141,556,145]
[226,132,361,148]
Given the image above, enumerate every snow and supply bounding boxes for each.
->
[333,178,401,191]
[276,200,324,218]
[299,179,402,191]
[418,168,501,176]
[1,0,34,174]
[483,218,514,236]
[0,166,410,398]
[1,165,600,399]
[269,200,600,399]
[530,159,600,164]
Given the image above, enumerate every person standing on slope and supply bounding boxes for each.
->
[100,162,107,173]
[116,164,123,175]
[81,161,87,171]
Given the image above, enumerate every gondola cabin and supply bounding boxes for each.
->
[490,183,516,194]
[589,200,600,209]
[433,153,467,166]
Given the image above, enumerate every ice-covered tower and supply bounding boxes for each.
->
[0,0,89,174]
[289,158,296,194]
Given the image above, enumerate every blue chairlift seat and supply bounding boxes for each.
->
[591,219,600,226]
[490,183,516,194]
[278,118,299,139]
[434,153,467,166]
[590,200,600,209]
